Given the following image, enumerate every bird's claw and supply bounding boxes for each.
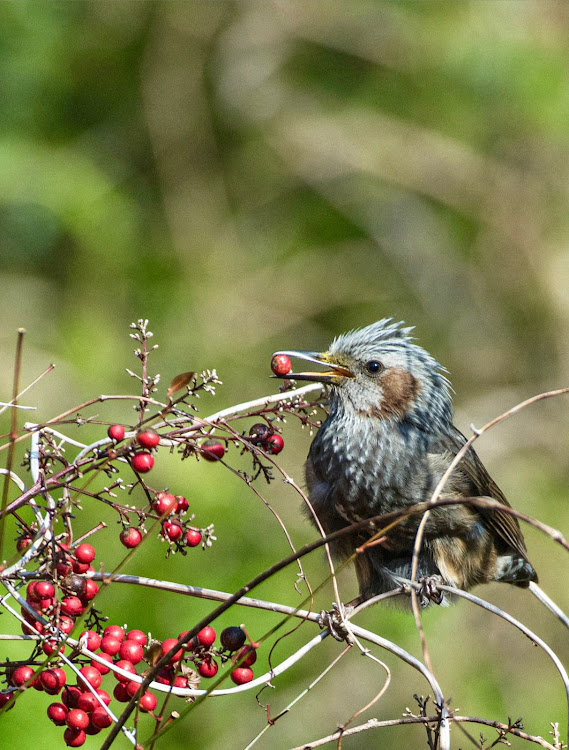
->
[418,575,444,607]
[317,603,354,642]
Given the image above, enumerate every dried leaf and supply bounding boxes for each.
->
[168,371,196,398]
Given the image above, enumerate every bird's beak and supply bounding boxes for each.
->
[271,350,354,384]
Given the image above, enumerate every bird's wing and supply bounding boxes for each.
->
[438,426,530,561]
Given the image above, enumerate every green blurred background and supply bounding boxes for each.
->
[1,2,569,748]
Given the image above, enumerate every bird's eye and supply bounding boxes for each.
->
[366,360,383,374]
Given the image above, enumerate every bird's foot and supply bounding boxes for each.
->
[418,575,444,607]
[317,602,355,643]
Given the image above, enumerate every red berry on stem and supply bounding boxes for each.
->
[126,629,147,646]
[120,527,142,548]
[185,528,202,547]
[231,666,254,685]
[119,640,144,664]
[96,688,111,706]
[131,452,154,473]
[200,440,225,461]
[11,665,34,686]
[78,665,102,690]
[91,653,113,675]
[61,596,85,617]
[17,536,32,553]
[136,430,160,449]
[75,543,95,564]
[175,495,189,513]
[35,581,55,599]
[266,434,284,454]
[80,630,101,651]
[91,707,112,728]
[103,624,125,642]
[83,579,99,600]
[100,635,122,656]
[113,683,130,702]
[47,702,68,725]
[162,520,183,542]
[237,644,258,667]
[153,491,177,515]
[62,686,82,708]
[59,615,75,634]
[107,424,125,442]
[63,727,86,747]
[197,626,216,647]
[66,708,90,730]
[40,668,66,693]
[139,691,157,713]
[125,679,140,698]
[114,660,136,682]
[198,658,218,678]
[161,638,183,663]
[271,354,292,376]
[77,691,99,713]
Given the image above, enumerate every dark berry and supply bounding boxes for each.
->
[200,440,225,461]
[248,423,272,442]
[231,666,254,685]
[120,527,143,548]
[271,354,292,376]
[131,452,154,473]
[107,424,125,442]
[220,626,246,652]
[185,528,202,547]
[136,430,160,449]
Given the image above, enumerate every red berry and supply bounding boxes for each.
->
[107,424,125,442]
[47,701,68,725]
[126,629,147,646]
[40,668,66,693]
[175,495,189,513]
[172,675,188,689]
[100,635,122,656]
[200,440,225,461]
[125,679,140,698]
[11,664,34,686]
[266,434,284,454]
[43,639,64,657]
[26,580,41,601]
[231,666,254,685]
[153,491,177,516]
[120,527,142,548]
[114,660,136,682]
[271,354,292,376]
[82,579,99,600]
[75,543,95,564]
[220,626,246,652]
[17,536,32,553]
[91,653,113,675]
[155,668,175,685]
[103,624,125,642]
[91,707,112,728]
[35,581,55,599]
[162,520,183,542]
[136,430,160,449]
[66,708,90,730]
[80,630,101,651]
[237,644,257,667]
[96,688,111,706]
[72,560,91,574]
[77,691,99,713]
[119,640,144,664]
[198,658,218,678]
[63,727,86,747]
[197,626,216,647]
[185,528,202,547]
[62,686,82,708]
[78,665,102,690]
[161,638,183,664]
[61,596,85,617]
[139,691,157,713]
[113,683,130,702]
[131,452,154,473]
[59,615,75,634]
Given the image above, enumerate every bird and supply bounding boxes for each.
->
[272,318,537,607]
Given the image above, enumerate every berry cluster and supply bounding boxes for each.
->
[247,423,284,455]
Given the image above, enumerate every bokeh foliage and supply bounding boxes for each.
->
[1,2,569,748]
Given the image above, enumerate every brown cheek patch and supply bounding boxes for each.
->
[371,368,420,419]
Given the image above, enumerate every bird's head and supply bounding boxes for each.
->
[273,319,453,432]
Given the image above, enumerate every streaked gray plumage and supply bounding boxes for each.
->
[274,319,537,605]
